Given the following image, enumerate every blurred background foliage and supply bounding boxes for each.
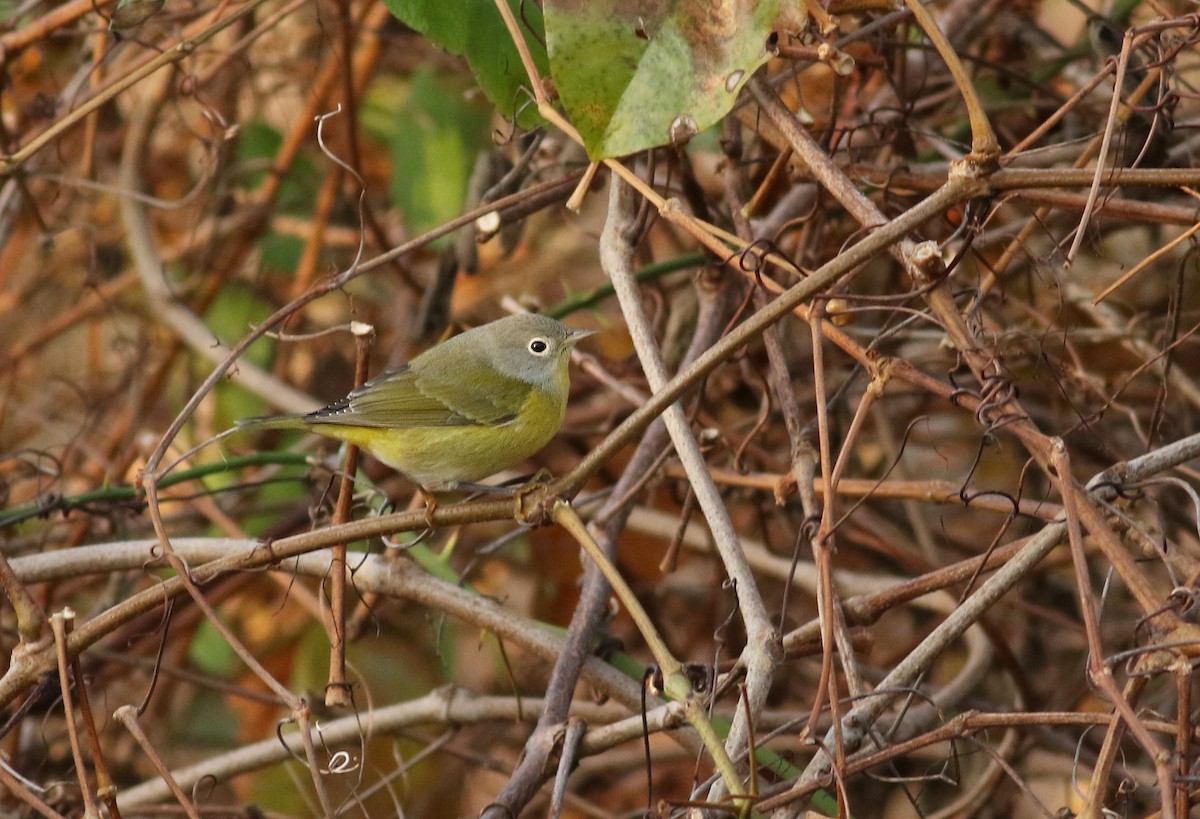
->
[1,0,1200,816]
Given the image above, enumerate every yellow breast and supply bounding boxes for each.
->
[314,386,567,490]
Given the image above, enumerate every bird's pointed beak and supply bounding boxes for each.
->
[565,328,596,348]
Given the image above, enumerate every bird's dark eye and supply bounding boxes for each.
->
[529,338,549,355]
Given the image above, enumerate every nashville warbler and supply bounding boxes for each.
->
[241,313,593,489]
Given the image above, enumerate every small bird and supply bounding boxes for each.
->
[241,314,593,490]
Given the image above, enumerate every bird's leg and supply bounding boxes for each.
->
[525,467,553,487]
[418,487,439,530]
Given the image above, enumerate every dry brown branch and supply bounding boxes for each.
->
[4,0,1200,815]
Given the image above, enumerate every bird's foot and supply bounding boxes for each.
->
[418,488,439,530]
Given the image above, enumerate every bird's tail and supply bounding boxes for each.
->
[237,414,311,431]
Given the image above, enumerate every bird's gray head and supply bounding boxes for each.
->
[470,313,592,387]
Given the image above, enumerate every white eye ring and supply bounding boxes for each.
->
[529,338,550,355]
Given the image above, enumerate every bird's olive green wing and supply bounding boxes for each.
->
[304,361,529,429]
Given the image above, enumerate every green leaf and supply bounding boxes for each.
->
[363,70,492,241]
[545,0,791,159]
[236,121,282,186]
[204,283,274,357]
[203,283,277,429]
[189,619,239,677]
[257,231,305,273]
[382,0,548,126]
[236,120,319,209]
